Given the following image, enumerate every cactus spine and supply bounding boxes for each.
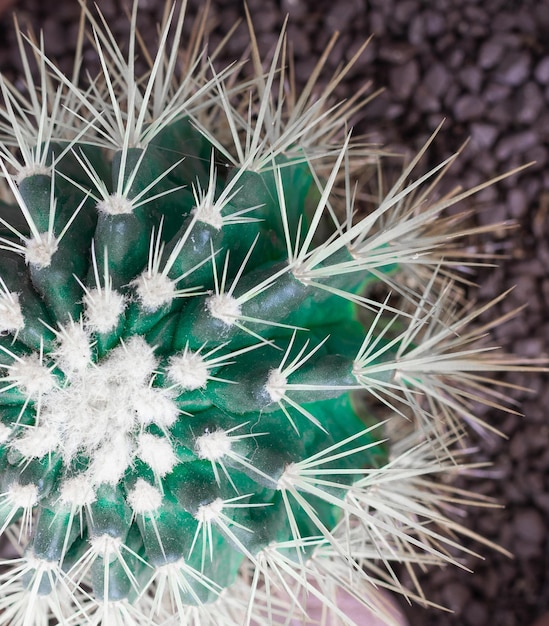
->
[0,2,529,625]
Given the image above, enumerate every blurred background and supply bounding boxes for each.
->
[0,1,548,624]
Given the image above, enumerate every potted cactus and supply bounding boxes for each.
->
[0,2,532,625]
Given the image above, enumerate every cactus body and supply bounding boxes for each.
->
[0,3,529,625]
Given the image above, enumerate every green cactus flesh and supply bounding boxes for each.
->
[0,119,386,588]
[0,3,524,625]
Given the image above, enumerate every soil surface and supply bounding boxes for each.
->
[0,1,548,625]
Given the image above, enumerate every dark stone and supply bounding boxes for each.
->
[484,82,511,103]
[495,130,538,161]
[513,509,545,544]
[454,93,485,121]
[423,62,451,97]
[515,82,544,125]
[459,65,483,93]
[325,0,363,31]
[378,42,416,64]
[534,493,549,515]
[478,40,505,69]
[470,123,499,150]
[42,18,68,57]
[389,59,419,100]
[408,14,426,47]
[393,0,417,24]
[508,188,528,219]
[534,57,549,85]
[494,51,532,87]
[448,47,465,69]
[423,10,446,37]
[280,0,309,19]
[442,583,471,614]
[286,24,311,57]
[413,84,440,113]
[525,145,549,171]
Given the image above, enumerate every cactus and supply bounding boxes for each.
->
[0,3,531,625]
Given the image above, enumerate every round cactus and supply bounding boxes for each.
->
[0,3,529,625]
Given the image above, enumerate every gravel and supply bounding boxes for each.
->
[1,0,548,625]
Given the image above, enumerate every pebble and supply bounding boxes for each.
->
[413,84,440,113]
[280,0,309,19]
[484,82,511,103]
[513,336,545,358]
[448,47,466,69]
[423,62,451,97]
[534,57,549,85]
[464,600,489,626]
[42,18,68,57]
[478,39,504,69]
[369,10,387,36]
[408,14,427,47]
[464,5,488,25]
[378,41,416,64]
[533,493,549,515]
[423,10,446,37]
[515,81,545,125]
[454,93,485,121]
[508,188,528,218]
[524,146,548,172]
[470,123,499,149]
[534,3,549,29]
[325,0,363,31]
[442,583,471,614]
[513,509,546,544]
[388,59,419,100]
[494,51,532,87]
[392,0,416,24]
[510,429,529,459]
[252,8,280,33]
[495,130,538,161]
[286,24,311,57]
[459,65,483,93]
[435,32,456,54]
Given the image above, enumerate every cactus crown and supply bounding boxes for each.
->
[0,2,528,625]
